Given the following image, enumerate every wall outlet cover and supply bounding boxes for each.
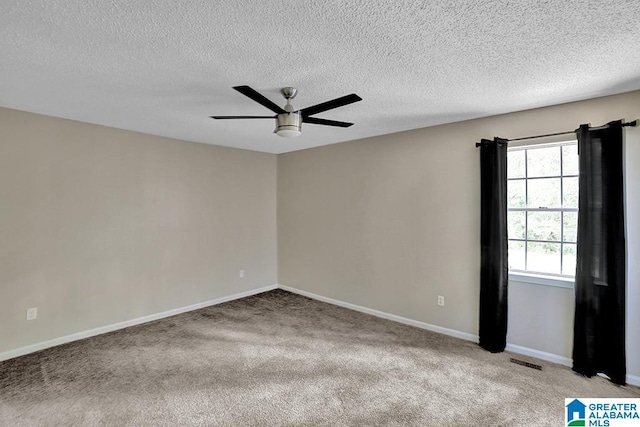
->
[26,307,38,320]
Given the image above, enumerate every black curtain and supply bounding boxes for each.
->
[572,121,626,385]
[479,138,509,353]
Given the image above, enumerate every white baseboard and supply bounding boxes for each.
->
[505,343,572,367]
[0,284,278,363]
[626,375,640,387]
[277,284,479,342]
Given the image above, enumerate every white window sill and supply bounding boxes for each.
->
[508,272,574,289]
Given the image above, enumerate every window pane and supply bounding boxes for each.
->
[527,146,561,177]
[528,211,561,241]
[563,244,577,275]
[508,211,526,239]
[527,242,561,274]
[508,179,526,208]
[528,178,561,208]
[562,144,579,176]
[508,150,526,178]
[509,240,525,270]
[563,212,577,242]
[507,143,579,279]
[563,177,578,208]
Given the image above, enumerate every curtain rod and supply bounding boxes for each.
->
[475,119,638,147]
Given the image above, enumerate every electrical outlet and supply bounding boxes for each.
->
[437,296,445,307]
[239,270,245,278]
[26,307,38,320]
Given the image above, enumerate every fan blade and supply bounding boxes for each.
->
[233,86,285,114]
[300,93,362,117]
[303,117,354,127]
[210,116,275,119]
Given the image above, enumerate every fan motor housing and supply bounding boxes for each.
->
[275,112,302,137]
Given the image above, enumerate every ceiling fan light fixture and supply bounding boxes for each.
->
[212,86,361,137]
[275,112,302,137]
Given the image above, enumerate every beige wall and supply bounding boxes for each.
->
[278,91,640,378]
[0,108,277,354]
[2,91,638,379]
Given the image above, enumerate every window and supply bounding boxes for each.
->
[507,142,578,284]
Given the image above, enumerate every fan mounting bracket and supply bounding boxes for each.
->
[281,87,297,100]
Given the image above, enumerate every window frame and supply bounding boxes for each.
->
[507,140,578,288]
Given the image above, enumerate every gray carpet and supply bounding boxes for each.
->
[0,289,637,426]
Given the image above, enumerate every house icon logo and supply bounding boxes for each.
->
[566,399,586,426]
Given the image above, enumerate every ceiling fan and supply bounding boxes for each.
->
[211,86,362,137]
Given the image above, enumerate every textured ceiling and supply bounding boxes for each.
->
[1,1,639,154]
